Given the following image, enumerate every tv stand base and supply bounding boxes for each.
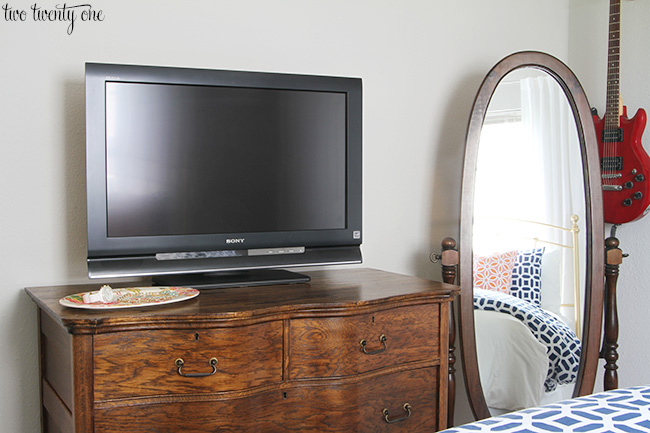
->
[152,268,311,289]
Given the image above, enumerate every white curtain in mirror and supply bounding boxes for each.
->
[520,76,585,233]
[520,75,586,320]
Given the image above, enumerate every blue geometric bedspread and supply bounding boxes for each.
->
[474,289,581,392]
[441,386,650,432]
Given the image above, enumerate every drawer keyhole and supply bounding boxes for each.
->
[194,333,200,341]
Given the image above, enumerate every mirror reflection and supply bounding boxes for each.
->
[471,68,587,415]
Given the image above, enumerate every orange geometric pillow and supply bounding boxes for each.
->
[473,250,517,294]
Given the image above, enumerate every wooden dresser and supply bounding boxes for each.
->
[26,268,458,433]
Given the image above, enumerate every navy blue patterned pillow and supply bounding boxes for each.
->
[510,248,544,306]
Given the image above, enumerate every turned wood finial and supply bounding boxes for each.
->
[441,238,459,268]
[431,237,459,267]
[605,236,619,249]
[605,236,624,266]
[441,237,457,251]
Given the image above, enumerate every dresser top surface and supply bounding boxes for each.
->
[26,268,458,333]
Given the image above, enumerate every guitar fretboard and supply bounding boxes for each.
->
[605,0,621,131]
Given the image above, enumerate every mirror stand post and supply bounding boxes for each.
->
[438,237,459,426]
[602,230,623,391]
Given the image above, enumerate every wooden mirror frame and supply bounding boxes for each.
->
[458,51,605,420]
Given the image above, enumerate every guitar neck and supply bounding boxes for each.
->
[605,0,621,129]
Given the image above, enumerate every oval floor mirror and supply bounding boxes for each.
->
[458,51,605,420]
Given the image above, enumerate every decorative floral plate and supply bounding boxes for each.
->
[59,287,199,309]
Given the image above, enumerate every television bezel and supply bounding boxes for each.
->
[85,62,362,281]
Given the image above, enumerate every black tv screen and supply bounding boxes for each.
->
[106,82,347,237]
[86,63,362,288]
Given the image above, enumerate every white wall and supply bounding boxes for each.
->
[569,0,650,393]
[0,1,570,431]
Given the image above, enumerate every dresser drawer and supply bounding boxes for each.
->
[289,303,440,378]
[94,367,440,433]
[283,367,441,432]
[93,321,283,400]
[94,389,287,433]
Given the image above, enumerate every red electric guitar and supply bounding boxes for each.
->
[594,0,650,224]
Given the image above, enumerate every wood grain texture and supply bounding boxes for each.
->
[289,304,439,379]
[94,367,439,433]
[94,388,288,433]
[26,268,457,432]
[71,333,94,432]
[25,268,457,334]
[93,322,283,400]
[282,367,440,433]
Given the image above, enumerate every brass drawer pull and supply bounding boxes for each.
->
[360,334,387,355]
[383,403,411,424]
[174,357,218,377]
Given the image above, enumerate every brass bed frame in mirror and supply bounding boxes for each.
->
[473,215,583,338]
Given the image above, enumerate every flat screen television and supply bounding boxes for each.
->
[85,63,362,288]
